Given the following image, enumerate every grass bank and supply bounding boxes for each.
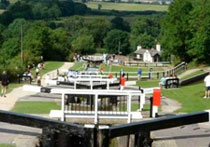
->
[11,101,60,114]
[0,144,15,147]
[136,80,159,88]
[85,2,168,12]
[69,62,85,71]
[162,82,209,113]
[40,61,64,76]
[181,69,206,80]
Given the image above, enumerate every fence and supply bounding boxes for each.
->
[124,61,171,67]
[0,110,210,147]
[50,89,145,124]
[102,62,187,80]
[99,110,210,147]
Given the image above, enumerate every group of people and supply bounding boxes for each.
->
[137,68,153,80]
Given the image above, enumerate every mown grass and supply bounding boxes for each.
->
[136,80,159,88]
[40,61,64,76]
[0,144,15,147]
[181,70,206,80]
[85,2,168,12]
[0,9,5,14]
[69,62,85,71]
[101,64,165,73]
[162,81,209,113]
[11,101,60,114]
[0,83,22,95]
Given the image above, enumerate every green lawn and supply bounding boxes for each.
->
[40,61,64,76]
[181,70,206,80]
[69,62,85,71]
[101,64,165,73]
[0,9,5,14]
[11,101,60,114]
[0,144,15,147]
[85,2,168,12]
[162,82,210,113]
[136,80,159,88]
[0,83,22,95]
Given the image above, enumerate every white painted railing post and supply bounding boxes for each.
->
[90,80,93,90]
[74,81,76,89]
[61,93,65,121]
[107,81,110,90]
[127,94,132,123]
[152,106,158,118]
[94,94,98,124]
[140,93,145,111]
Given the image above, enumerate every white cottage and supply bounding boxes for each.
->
[134,43,161,62]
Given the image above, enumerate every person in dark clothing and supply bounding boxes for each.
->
[0,71,9,97]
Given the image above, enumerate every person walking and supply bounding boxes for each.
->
[0,71,9,97]
[137,68,142,80]
[37,74,41,86]
[35,67,40,78]
[204,72,210,98]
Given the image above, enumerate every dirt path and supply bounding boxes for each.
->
[41,62,73,86]
[0,62,73,111]
[161,97,181,114]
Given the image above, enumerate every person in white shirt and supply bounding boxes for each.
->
[204,72,210,98]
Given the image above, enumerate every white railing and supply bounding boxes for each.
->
[58,89,145,124]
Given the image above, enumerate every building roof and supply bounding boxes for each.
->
[134,49,160,57]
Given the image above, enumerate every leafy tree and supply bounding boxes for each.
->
[130,34,155,51]
[0,0,10,9]
[160,0,193,62]
[130,16,160,51]
[111,16,130,32]
[104,29,130,55]
[85,18,111,48]
[97,4,102,10]
[187,0,210,63]
[71,34,95,55]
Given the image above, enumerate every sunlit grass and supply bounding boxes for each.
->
[85,2,168,12]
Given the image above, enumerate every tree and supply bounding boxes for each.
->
[71,34,95,55]
[160,0,193,62]
[97,4,102,10]
[104,29,130,55]
[130,16,160,51]
[85,18,111,48]
[111,16,130,32]
[130,34,155,51]
[187,0,210,63]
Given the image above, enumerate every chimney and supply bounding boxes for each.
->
[156,42,161,52]
[137,45,142,50]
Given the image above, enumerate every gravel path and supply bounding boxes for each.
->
[0,62,73,146]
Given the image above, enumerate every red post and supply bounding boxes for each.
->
[153,89,161,106]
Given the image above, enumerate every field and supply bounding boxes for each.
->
[85,2,168,12]
[0,9,5,14]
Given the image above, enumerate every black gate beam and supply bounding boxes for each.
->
[108,111,210,138]
[0,110,85,136]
